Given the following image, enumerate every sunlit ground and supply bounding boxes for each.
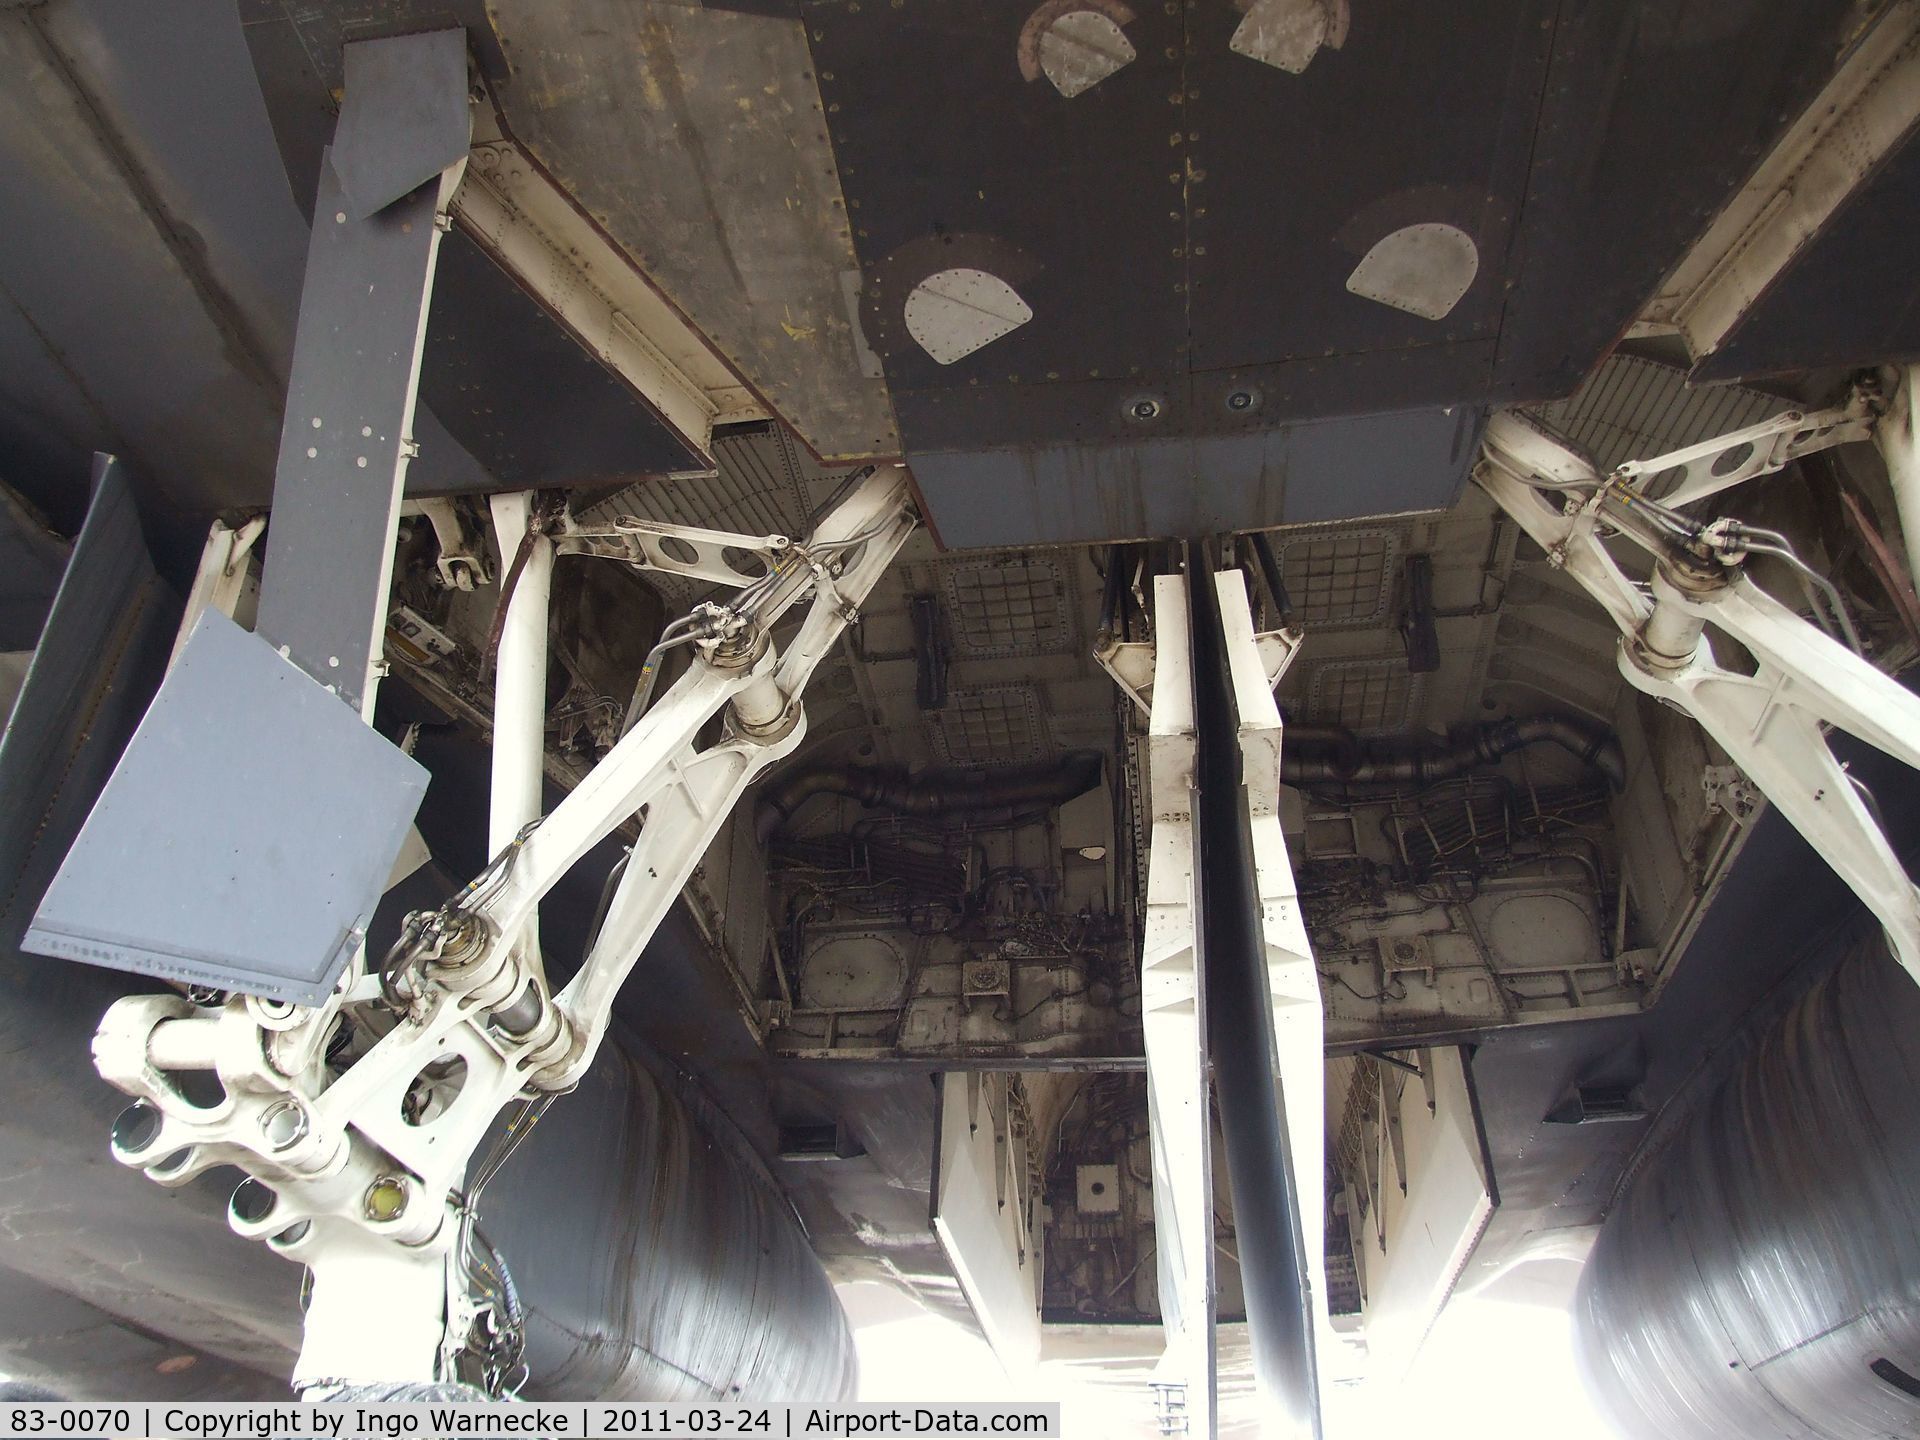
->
[840,1247,1623,1439]
[1322,1287,1622,1439]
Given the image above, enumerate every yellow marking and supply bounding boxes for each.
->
[781,305,816,342]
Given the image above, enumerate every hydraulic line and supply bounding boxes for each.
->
[1280,714,1625,790]
[754,750,1103,842]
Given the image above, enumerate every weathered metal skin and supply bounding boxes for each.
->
[1575,930,1920,1439]
[483,1028,859,1403]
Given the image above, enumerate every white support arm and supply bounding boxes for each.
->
[487,492,555,971]
[1623,572,1920,980]
[1477,417,1650,637]
[1875,364,1920,587]
[1613,401,1873,510]
[170,516,266,670]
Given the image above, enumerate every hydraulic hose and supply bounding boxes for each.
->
[1280,714,1625,790]
[755,750,1104,842]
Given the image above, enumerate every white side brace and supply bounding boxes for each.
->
[1214,572,1327,1362]
[170,515,266,670]
[1133,574,1216,1440]
[1479,411,1920,983]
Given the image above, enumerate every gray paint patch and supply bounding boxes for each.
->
[904,268,1034,364]
[25,610,428,1003]
[1346,223,1481,320]
[910,405,1483,548]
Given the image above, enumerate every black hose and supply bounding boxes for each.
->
[1280,714,1625,790]
[1098,544,1128,640]
[755,750,1104,842]
[1249,531,1293,624]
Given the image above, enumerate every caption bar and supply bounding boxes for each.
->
[1,1403,1060,1440]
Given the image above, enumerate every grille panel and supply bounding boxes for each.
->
[1529,356,1782,498]
[941,558,1073,658]
[932,687,1046,764]
[1280,529,1400,628]
[1305,659,1424,733]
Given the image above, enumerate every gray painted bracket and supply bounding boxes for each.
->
[24,610,428,1004]
[332,28,472,222]
[254,28,472,717]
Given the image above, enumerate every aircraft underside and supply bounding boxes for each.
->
[2,3,1920,1436]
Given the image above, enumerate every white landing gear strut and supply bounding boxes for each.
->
[1478,397,1920,983]
[91,466,916,1391]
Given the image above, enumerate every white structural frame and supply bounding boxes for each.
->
[453,84,767,463]
[92,466,916,1389]
[1119,570,1325,1439]
[169,515,265,670]
[1873,364,1920,588]
[1134,573,1215,1439]
[486,491,556,976]
[1635,1,1920,363]
[1478,410,1920,984]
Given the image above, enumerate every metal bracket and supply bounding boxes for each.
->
[1255,625,1305,689]
[401,497,490,591]
[171,516,265,669]
[1701,765,1760,826]
[1873,363,1920,589]
[1098,622,1302,718]
[1613,399,1875,510]
[1094,636,1157,715]
[552,511,793,589]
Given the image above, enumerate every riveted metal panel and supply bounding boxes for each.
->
[930,685,1048,764]
[908,405,1479,548]
[1276,526,1403,629]
[1303,657,1425,734]
[939,556,1075,659]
